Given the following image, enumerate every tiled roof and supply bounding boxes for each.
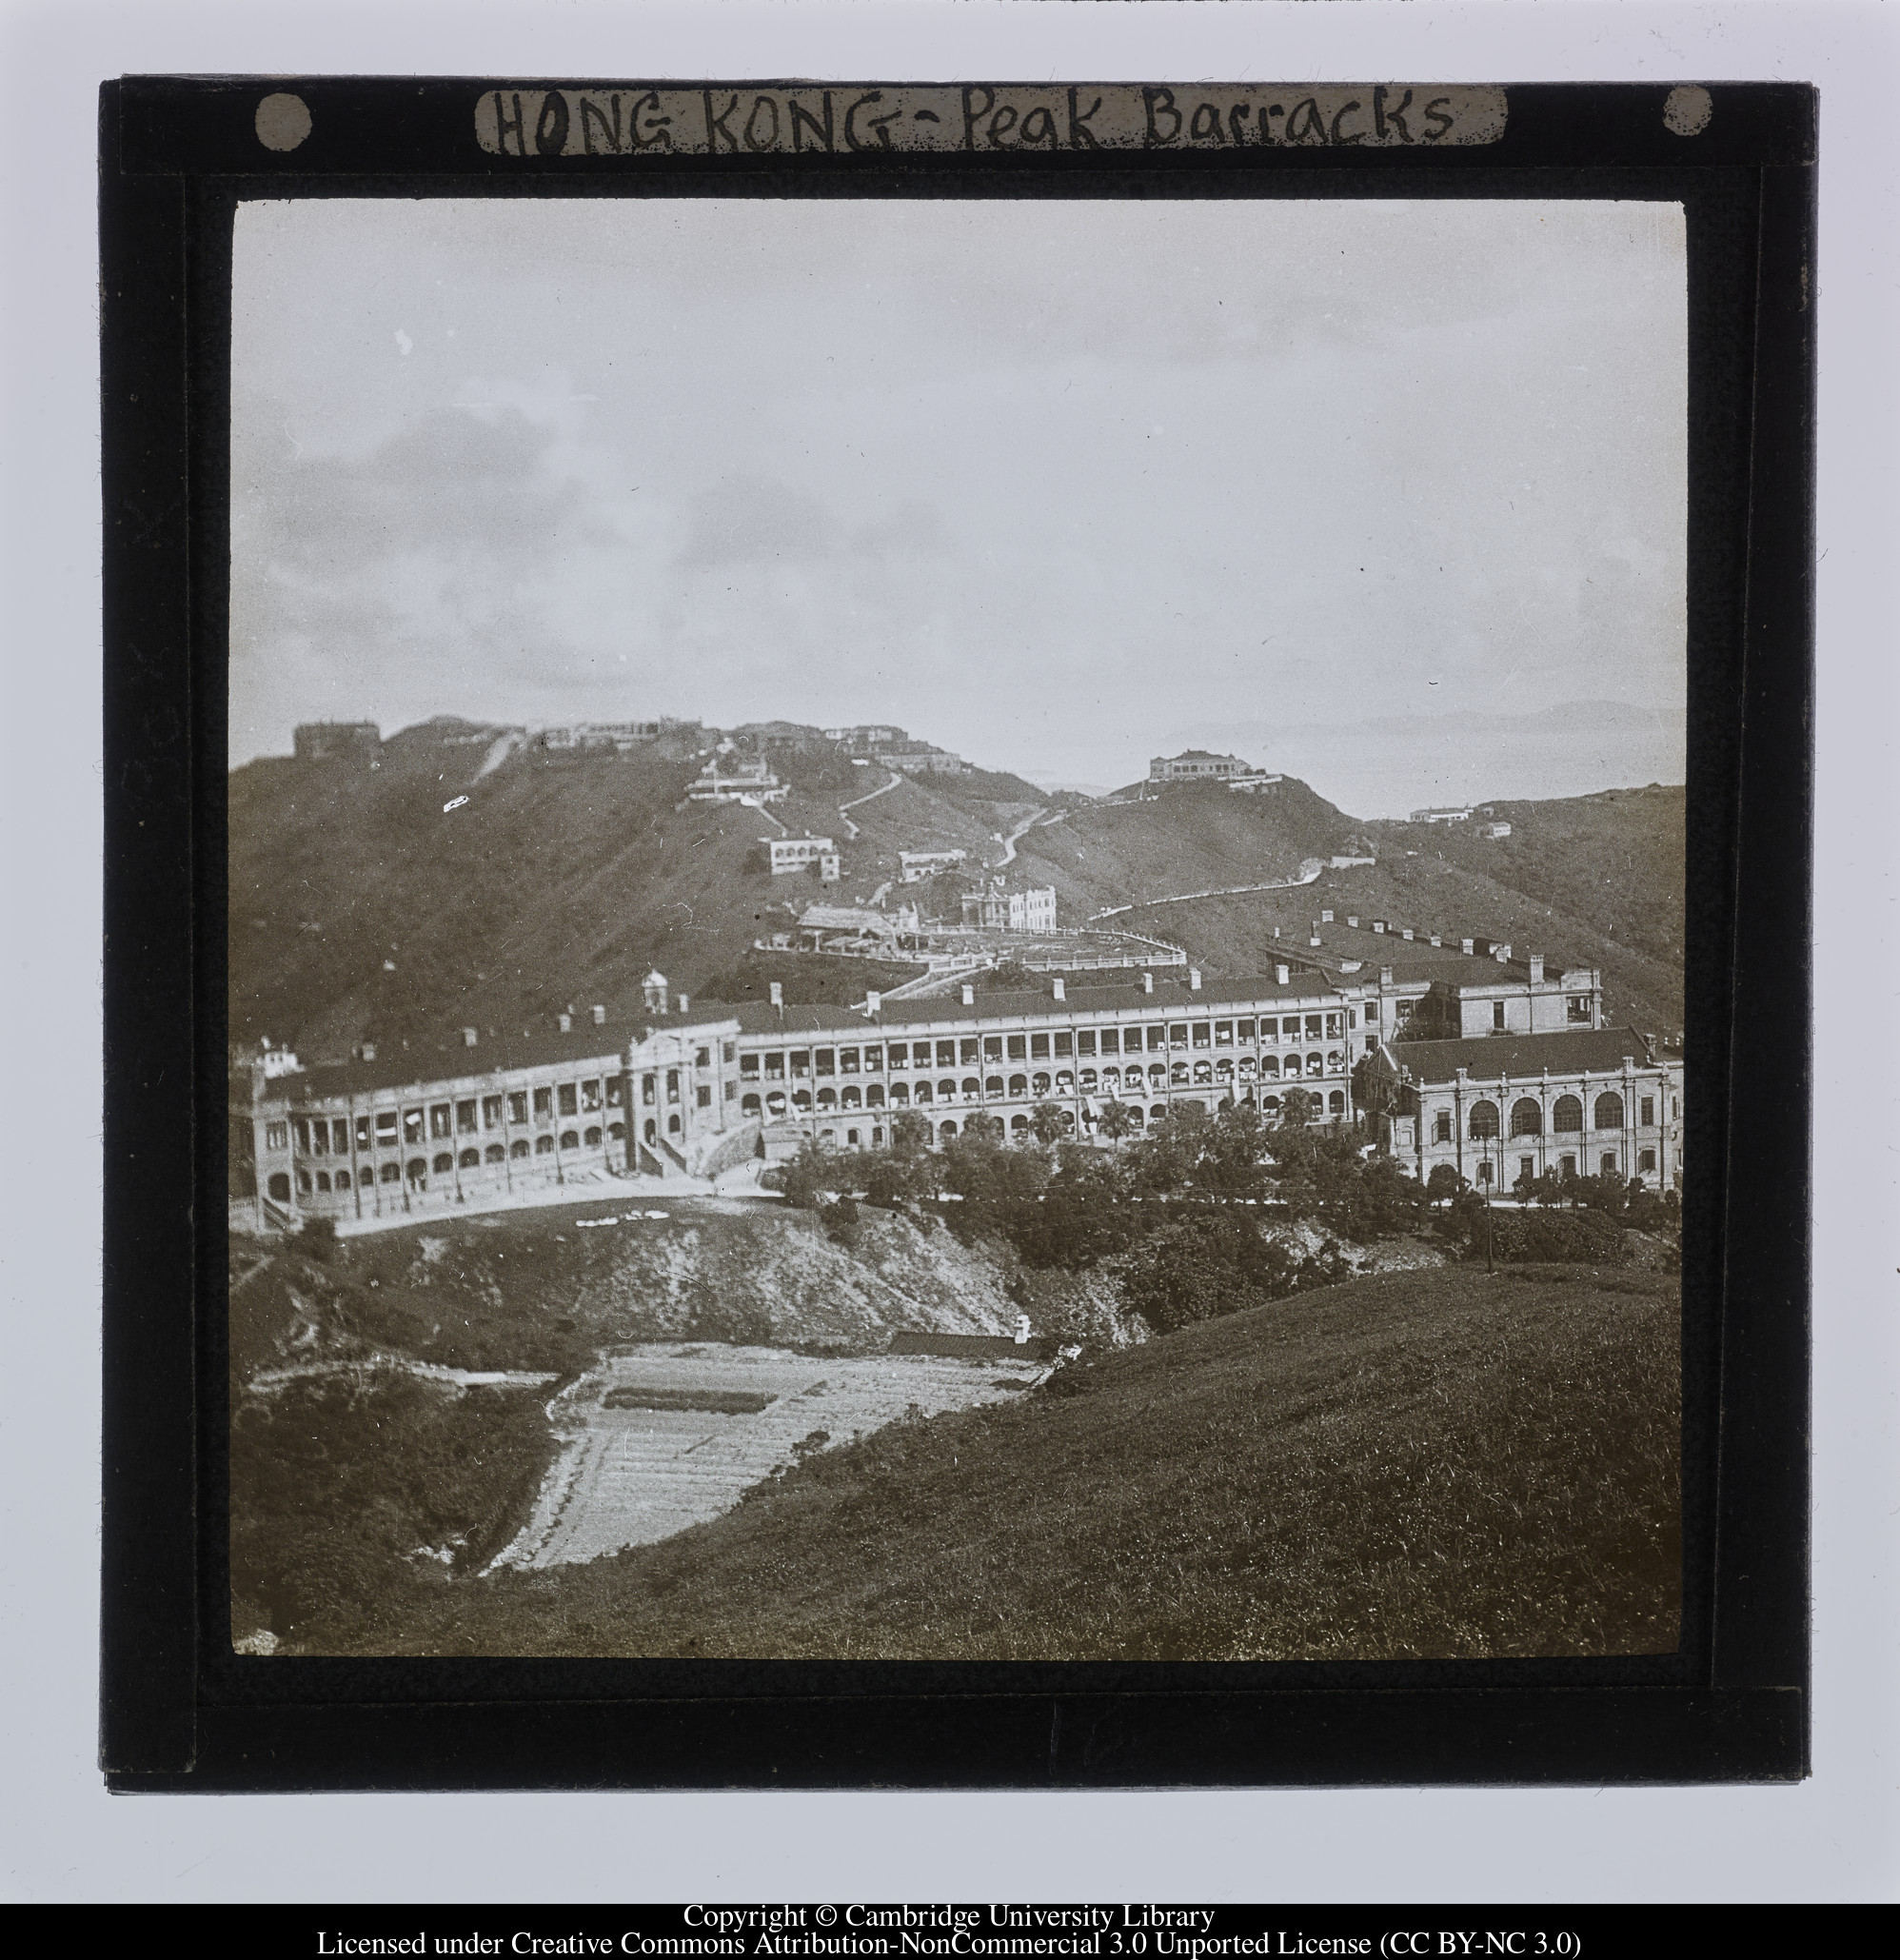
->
[1393,1029,1659,1085]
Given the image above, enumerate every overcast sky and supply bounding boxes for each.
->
[230,195,1686,812]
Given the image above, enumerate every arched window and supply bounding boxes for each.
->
[1192,1061,1212,1084]
[1008,1075,1028,1097]
[1151,1104,1168,1122]
[840,1086,861,1110]
[267,1173,291,1201]
[961,1078,980,1102]
[458,1148,480,1169]
[865,1084,884,1107]
[1170,1063,1189,1086]
[939,1120,959,1141]
[433,1153,454,1175]
[607,1121,624,1140]
[1098,1066,1118,1090]
[380,1161,402,1183]
[1306,1053,1324,1079]
[1469,1099,1500,1139]
[1593,1092,1625,1130]
[406,1158,428,1185]
[913,1082,932,1106]
[1148,1063,1167,1085]
[334,1170,350,1190]
[742,1094,762,1117]
[485,1143,505,1163]
[1600,1152,1619,1178]
[817,1087,837,1110]
[316,1172,330,1192]
[1260,1096,1281,1117]
[560,1130,579,1150]
[1510,1098,1543,1137]
[1010,1114,1031,1134]
[1326,1049,1344,1074]
[1552,1095,1584,1133]
[511,1138,530,1159]
[1214,1058,1233,1079]
[1079,1069,1098,1092]
[535,1135,554,1156]
[1328,1090,1346,1116]
[1055,1071,1073,1092]
[584,1126,602,1146]
[666,1114,681,1136]
[886,1083,906,1107]
[792,1091,811,1112]
[1256,1054,1275,1078]
[939,1079,958,1101]
[1126,1106,1146,1126]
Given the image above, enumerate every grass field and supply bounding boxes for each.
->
[386,1262,1680,1661]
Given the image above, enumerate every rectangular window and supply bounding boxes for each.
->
[1006,1036,1026,1061]
[791,1051,810,1077]
[1030,1033,1049,1059]
[605,1078,623,1106]
[534,1087,552,1119]
[1148,1026,1166,1051]
[1395,1000,1414,1024]
[1672,1097,1680,1119]
[960,1038,980,1065]
[429,1103,452,1139]
[723,1042,737,1064]
[1365,1000,1380,1022]
[724,1079,736,1100]
[378,1110,400,1142]
[456,1099,478,1134]
[1054,1032,1072,1058]
[695,1047,711,1070]
[1520,1157,1535,1182]
[696,1084,712,1108]
[581,1079,602,1112]
[1237,1020,1255,1043]
[558,1082,578,1117]
[1639,1147,1657,1173]
[885,1044,906,1069]
[1169,1023,1189,1048]
[1348,1008,1357,1028]
[293,1119,311,1155]
[1434,1111,1453,1143]
[666,1069,680,1101]
[355,1116,371,1151]
[741,1052,760,1078]
[1305,1015,1323,1039]
[1568,996,1593,1022]
[815,1049,835,1076]
[863,1046,881,1072]
[1214,1021,1233,1045]
[1324,1014,1342,1039]
[840,1048,860,1074]
[764,1051,785,1078]
[1640,1097,1655,1126]
[266,1122,288,1152]
[641,1076,655,1107]
[983,1036,1003,1061]
[1192,1023,1210,1048]
[1078,1030,1096,1056]
[1493,1001,1507,1031]
[331,1119,349,1153]
[1098,1028,1118,1054]
[482,1095,503,1130]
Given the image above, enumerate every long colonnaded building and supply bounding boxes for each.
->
[232,932,1683,1228]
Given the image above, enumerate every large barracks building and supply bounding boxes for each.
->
[231,916,1682,1228]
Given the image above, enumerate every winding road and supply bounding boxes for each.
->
[836,770,905,840]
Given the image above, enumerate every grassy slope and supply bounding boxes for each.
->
[390,1263,1680,1662]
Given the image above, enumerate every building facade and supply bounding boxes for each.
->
[292,722,383,764]
[1149,750,1251,782]
[769,836,836,876]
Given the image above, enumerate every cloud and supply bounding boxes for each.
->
[676,475,840,568]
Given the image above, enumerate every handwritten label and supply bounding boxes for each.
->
[474,84,1507,158]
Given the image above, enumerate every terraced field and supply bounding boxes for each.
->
[492,1342,1041,1569]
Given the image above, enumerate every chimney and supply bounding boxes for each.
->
[1498,942,1513,961]
[1051,978,1065,1001]
[1320,908,1334,924]
[357,1041,376,1062]
[1429,935,1441,948]
[676,994,690,1016]
[1373,921,1386,935]
[1461,938,1474,956]
[1014,1313,1032,1346]
[961,983,976,1005]
[865,990,881,1018]
[463,1027,478,1047]
[1401,927,1415,941]
[1308,931,1321,947]
[1347,916,1359,929]
[1528,955,1545,984]
[591,1003,606,1026]
[1379,964,1394,986]
[1275,962,1291,985]
[1188,969,1201,991]
[557,1013,572,1034]
[768,980,784,1012]
[1141,972,1155,995]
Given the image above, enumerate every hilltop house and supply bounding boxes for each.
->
[293,722,382,765]
[1150,750,1252,782]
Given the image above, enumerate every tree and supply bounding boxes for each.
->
[889,1108,933,1157]
[1028,1100,1069,1146]
[1424,1163,1465,1209]
[777,1136,831,1210]
[1095,1099,1137,1149]
[1277,1085,1317,1129]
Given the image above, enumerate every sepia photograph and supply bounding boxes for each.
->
[225,190,1688,1664]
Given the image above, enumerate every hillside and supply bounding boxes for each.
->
[369,1262,1681,1661]
[230,721,1682,1055]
